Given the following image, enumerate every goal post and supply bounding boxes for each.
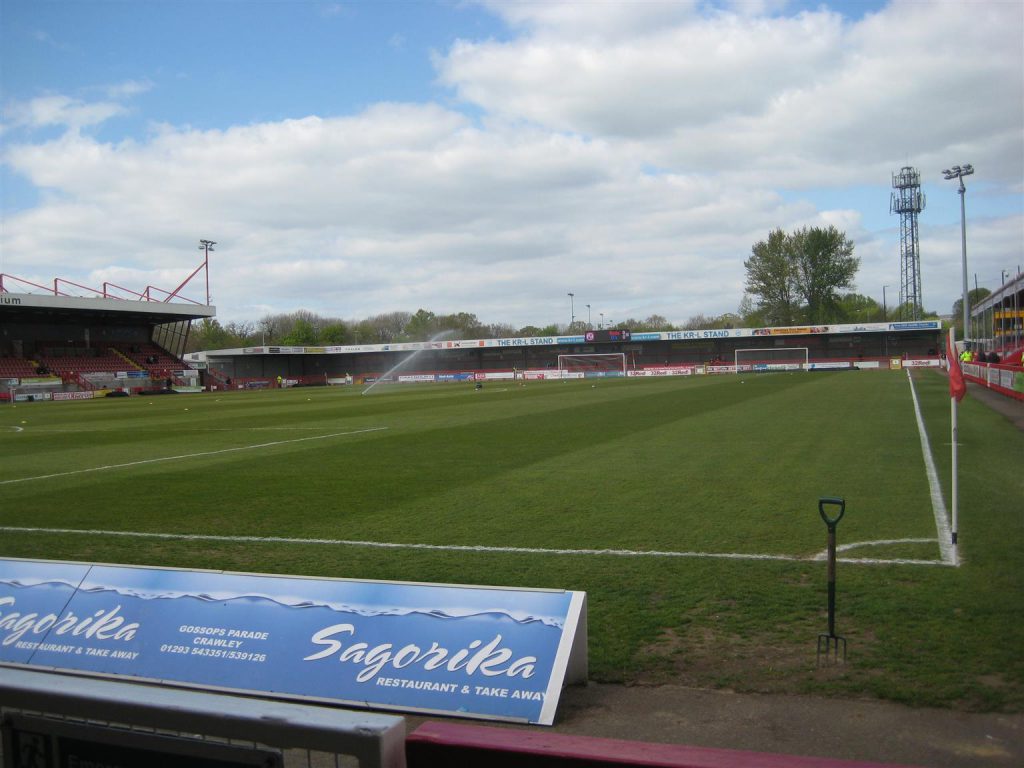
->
[557,353,627,378]
[734,347,809,372]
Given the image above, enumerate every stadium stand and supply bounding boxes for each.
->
[0,358,39,379]
[36,347,141,376]
[1,269,215,400]
[191,321,948,389]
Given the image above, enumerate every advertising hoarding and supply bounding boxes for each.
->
[0,558,586,725]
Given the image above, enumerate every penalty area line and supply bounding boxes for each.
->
[0,426,389,486]
[0,527,953,565]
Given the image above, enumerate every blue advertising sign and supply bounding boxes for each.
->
[0,558,586,725]
[889,321,941,331]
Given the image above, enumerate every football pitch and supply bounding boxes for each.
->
[1,370,1022,711]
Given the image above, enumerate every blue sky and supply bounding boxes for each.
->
[2,0,1022,328]
[3,2,493,139]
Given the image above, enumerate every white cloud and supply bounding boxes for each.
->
[4,94,126,131]
[442,9,844,143]
[2,1,1021,328]
[444,1,1023,188]
[103,79,154,100]
[3,79,151,135]
[477,0,702,41]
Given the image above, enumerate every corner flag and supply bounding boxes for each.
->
[946,331,966,402]
[947,327,963,551]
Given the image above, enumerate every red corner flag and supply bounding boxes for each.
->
[946,331,967,402]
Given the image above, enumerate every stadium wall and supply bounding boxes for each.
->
[190,321,946,390]
[962,360,1024,401]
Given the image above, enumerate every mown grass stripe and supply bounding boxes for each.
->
[0,426,388,485]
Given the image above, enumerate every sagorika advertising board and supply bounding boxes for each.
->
[0,558,587,725]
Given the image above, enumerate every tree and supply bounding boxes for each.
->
[744,226,859,325]
[792,226,858,323]
[744,228,800,326]
[353,319,376,344]
[280,317,318,345]
[642,314,672,331]
[952,288,991,337]
[186,318,232,353]
[319,322,348,344]
[615,315,673,332]
[368,312,411,343]
[258,317,277,345]
[836,293,882,323]
[519,324,559,337]
[437,312,485,338]
[223,321,256,345]
[737,294,768,327]
[404,309,438,341]
[681,313,741,330]
[681,314,711,330]
[714,313,741,329]
[487,323,518,339]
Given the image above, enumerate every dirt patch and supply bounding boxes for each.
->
[637,625,832,692]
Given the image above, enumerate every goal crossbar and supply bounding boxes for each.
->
[557,353,627,377]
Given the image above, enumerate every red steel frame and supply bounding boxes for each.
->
[1,251,210,306]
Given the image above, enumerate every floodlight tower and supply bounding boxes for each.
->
[890,167,926,320]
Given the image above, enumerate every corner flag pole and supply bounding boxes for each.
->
[946,327,966,547]
[950,359,958,548]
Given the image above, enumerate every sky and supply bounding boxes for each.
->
[2,0,1022,330]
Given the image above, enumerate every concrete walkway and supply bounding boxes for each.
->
[405,683,1022,767]
[548,682,1023,767]
[964,377,1024,431]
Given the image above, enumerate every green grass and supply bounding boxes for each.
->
[1,370,1021,711]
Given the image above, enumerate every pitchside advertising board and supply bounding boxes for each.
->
[0,558,587,725]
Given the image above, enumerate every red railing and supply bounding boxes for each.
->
[1,274,57,294]
[1,253,209,306]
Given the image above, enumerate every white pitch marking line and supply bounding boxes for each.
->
[905,370,957,566]
[201,427,339,431]
[3,426,23,433]
[0,426,389,485]
[10,426,336,434]
[0,527,956,566]
[811,538,938,561]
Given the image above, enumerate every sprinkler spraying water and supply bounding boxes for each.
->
[362,330,455,395]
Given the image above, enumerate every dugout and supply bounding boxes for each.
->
[189,320,943,388]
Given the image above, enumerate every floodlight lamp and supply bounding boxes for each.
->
[962,164,974,176]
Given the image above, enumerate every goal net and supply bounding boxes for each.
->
[557,353,627,377]
[734,347,808,372]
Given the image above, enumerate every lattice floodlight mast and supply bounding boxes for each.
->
[890,167,926,320]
